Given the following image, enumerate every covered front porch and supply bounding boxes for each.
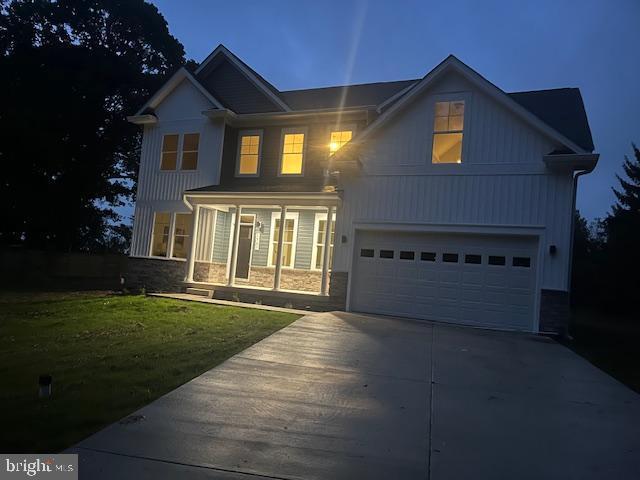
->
[184,191,340,299]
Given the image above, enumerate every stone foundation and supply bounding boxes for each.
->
[125,257,187,293]
[193,262,323,293]
[191,270,348,312]
[539,289,570,335]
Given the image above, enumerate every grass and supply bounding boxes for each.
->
[565,308,640,393]
[0,291,300,453]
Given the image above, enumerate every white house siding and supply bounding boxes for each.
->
[333,70,575,292]
[130,80,225,257]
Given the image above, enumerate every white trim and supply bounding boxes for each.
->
[149,211,172,258]
[235,129,264,177]
[194,45,291,112]
[130,255,187,262]
[341,55,589,157]
[134,67,224,116]
[170,212,194,260]
[310,211,336,271]
[376,82,419,112]
[234,213,256,281]
[126,114,157,125]
[179,132,200,171]
[225,211,236,280]
[278,126,308,177]
[267,211,299,268]
[429,93,471,165]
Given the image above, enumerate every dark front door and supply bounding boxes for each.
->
[235,224,254,279]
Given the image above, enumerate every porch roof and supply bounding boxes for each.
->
[183,186,341,207]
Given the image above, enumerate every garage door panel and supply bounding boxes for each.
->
[351,231,538,331]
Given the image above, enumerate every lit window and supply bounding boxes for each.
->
[432,100,464,164]
[271,217,296,266]
[160,134,179,170]
[181,133,199,170]
[329,130,352,155]
[237,133,261,175]
[172,213,193,259]
[280,131,305,175]
[151,212,171,256]
[314,213,336,269]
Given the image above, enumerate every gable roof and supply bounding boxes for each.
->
[195,45,290,112]
[342,55,590,155]
[133,48,594,153]
[134,67,224,116]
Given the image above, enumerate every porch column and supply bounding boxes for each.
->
[273,205,287,290]
[227,205,242,286]
[320,206,334,296]
[186,205,201,283]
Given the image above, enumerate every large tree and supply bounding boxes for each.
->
[604,144,640,312]
[0,0,186,251]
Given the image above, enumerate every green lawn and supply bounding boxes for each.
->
[565,308,640,393]
[0,291,300,453]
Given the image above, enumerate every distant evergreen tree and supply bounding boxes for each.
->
[612,144,640,216]
[604,144,640,312]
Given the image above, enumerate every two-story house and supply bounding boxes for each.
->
[126,45,598,334]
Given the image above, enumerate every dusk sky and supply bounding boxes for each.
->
[150,0,640,221]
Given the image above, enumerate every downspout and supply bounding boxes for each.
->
[567,169,590,308]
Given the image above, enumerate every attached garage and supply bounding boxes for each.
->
[350,230,539,331]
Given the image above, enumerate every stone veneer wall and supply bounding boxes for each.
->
[125,257,187,293]
[192,269,348,312]
[539,289,570,335]
[193,262,323,293]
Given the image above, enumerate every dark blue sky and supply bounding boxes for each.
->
[150,0,640,220]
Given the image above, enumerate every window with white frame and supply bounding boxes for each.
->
[160,133,200,170]
[269,212,298,267]
[160,135,179,170]
[150,212,193,259]
[151,212,171,256]
[432,100,464,164]
[171,213,193,259]
[181,133,200,170]
[311,212,336,270]
[236,131,262,176]
[280,129,306,175]
[329,130,352,155]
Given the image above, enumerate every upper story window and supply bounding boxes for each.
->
[432,100,464,164]
[181,133,199,170]
[236,131,262,176]
[280,128,306,175]
[329,130,352,155]
[160,133,199,171]
[160,134,179,170]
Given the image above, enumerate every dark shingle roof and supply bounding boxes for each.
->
[280,80,419,110]
[508,88,594,152]
[278,82,593,152]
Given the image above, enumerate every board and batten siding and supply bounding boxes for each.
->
[130,79,225,257]
[332,70,575,291]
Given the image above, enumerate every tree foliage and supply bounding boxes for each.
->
[0,0,186,251]
[573,144,640,313]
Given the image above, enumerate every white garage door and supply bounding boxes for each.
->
[350,231,538,331]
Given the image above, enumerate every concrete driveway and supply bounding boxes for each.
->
[70,312,640,479]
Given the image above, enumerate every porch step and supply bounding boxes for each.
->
[185,287,214,299]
